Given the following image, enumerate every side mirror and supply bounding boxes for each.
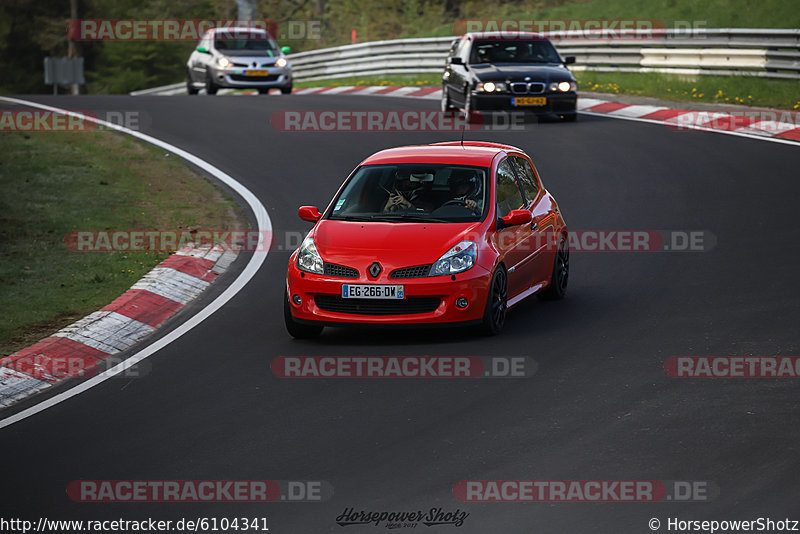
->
[450,57,464,65]
[499,209,532,228]
[196,46,211,54]
[298,206,322,222]
[281,46,291,54]
[564,55,576,65]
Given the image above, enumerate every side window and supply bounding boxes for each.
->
[511,156,539,202]
[495,159,525,218]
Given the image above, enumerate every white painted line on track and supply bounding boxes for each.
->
[0,96,272,430]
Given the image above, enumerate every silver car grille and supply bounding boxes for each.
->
[510,82,545,94]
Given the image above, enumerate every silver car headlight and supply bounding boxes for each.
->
[430,241,477,276]
[275,57,288,68]
[217,56,232,68]
[296,236,324,274]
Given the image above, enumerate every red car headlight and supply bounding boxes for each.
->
[430,241,477,276]
[297,236,324,274]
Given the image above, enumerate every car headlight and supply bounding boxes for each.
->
[296,236,324,274]
[477,81,504,93]
[549,81,576,92]
[275,57,288,68]
[217,56,232,68]
[430,241,477,276]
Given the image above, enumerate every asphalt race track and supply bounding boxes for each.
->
[1,93,799,533]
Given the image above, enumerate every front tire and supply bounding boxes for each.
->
[481,267,508,335]
[280,85,293,95]
[539,233,569,300]
[186,70,199,95]
[205,72,218,95]
[284,291,323,339]
[441,86,454,111]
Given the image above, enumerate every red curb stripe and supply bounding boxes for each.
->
[337,86,371,94]
[700,115,756,131]
[161,255,216,279]
[638,108,688,121]
[583,102,629,114]
[1,337,109,382]
[371,86,404,95]
[776,127,800,141]
[102,289,183,327]
[404,87,440,97]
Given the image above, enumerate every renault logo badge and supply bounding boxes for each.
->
[368,262,382,278]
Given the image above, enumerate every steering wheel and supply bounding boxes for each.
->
[441,198,480,214]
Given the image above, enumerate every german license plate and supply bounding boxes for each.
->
[512,96,547,106]
[342,284,404,299]
[245,70,271,76]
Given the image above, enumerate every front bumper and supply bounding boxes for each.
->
[286,261,492,326]
[472,91,577,114]
[209,66,292,88]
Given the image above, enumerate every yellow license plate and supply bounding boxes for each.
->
[513,97,547,106]
[245,70,271,76]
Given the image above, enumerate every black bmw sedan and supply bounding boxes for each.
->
[441,32,578,121]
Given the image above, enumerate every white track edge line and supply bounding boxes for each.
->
[0,96,271,430]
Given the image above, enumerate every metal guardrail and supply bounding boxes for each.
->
[130,28,800,94]
[288,28,800,82]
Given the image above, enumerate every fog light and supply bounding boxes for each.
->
[292,294,302,305]
[455,297,469,309]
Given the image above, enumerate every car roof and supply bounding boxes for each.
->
[361,142,526,167]
[466,31,548,41]
[206,27,270,35]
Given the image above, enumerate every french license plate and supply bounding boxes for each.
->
[512,96,547,106]
[342,284,404,299]
[245,70,271,76]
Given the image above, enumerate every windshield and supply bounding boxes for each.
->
[328,164,490,223]
[214,32,278,55]
[470,40,561,64]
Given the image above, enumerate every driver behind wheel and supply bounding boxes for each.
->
[445,169,482,213]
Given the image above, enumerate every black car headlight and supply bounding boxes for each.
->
[477,81,505,93]
[549,81,577,92]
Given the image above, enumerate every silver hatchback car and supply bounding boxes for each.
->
[186,27,293,95]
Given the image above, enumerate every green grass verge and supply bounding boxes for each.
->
[577,71,800,110]
[0,130,246,356]
[295,74,442,89]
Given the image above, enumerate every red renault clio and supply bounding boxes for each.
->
[284,141,569,338]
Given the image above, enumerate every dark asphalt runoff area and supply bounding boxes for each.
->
[1,93,799,533]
